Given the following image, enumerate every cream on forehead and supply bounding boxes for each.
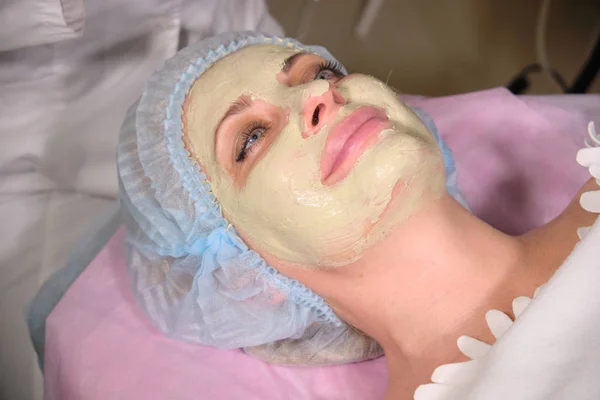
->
[186,44,299,167]
[185,44,445,267]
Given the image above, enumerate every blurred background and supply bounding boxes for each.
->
[268,0,600,95]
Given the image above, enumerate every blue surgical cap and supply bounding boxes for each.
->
[117,31,467,365]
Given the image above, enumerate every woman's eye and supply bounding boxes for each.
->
[237,126,267,163]
[246,129,264,147]
[315,70,335,80]
[310,60,344,82]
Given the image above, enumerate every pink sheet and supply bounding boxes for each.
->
[44,88,594,400]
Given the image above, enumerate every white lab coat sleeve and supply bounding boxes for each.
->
[0,0,85,51]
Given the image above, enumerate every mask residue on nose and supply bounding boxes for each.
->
[301,80,332,137]
[184,44,445,267]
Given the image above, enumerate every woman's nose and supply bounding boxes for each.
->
[301,81,346,138]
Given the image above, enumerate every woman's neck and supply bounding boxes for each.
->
[280,194,560,397]
[339,196,542,361]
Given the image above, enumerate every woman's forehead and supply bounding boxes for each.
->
[188,45,302,115]
[201,44,301,83]
[184,45,302,170]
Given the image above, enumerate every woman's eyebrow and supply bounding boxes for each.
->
[215,95,252,142]
[222,95,252,121]
[281,52,309,73]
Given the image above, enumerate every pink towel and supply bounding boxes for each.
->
[44,88,592,400]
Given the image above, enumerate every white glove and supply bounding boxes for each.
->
[576,122,600,214]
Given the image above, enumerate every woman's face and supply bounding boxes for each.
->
[184,44,445,267]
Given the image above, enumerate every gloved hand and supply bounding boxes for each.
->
[576,121,600,214]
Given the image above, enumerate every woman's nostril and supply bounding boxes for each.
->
[312,104,322,127]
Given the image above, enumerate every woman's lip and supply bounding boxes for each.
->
[321,107,389,185]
